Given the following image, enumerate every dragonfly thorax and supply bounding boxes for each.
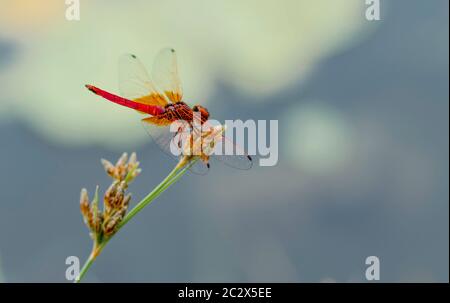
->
[162,102,209,124]
[192,105,210,121]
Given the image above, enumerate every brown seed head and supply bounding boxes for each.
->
[80,153,141,242]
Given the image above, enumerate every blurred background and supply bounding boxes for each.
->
[0,0,448,282]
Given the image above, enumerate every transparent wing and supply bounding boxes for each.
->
[185,158,210,175]
[194,121,253,170]
[213,148,253,170]
[118,54,169,107]
[141,118,209,175]
[152,48,183,103]
[141,117,185,156]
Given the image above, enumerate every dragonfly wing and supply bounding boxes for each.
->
[152,48,183,103]
[193,121,253,170]
[213,153,253,170]
[141,117,209,175]
[119,54,169,107]
[142,116,181,156]
[211,134,253,170]
[185,158,210,175]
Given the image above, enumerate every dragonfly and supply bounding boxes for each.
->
[85,48,252,174]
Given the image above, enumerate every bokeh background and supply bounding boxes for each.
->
[0,0,448,282]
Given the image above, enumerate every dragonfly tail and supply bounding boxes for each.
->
[85,84,165,116]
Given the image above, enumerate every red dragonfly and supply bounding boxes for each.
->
[85,48,252,173]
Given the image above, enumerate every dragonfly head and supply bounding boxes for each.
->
[192,105,210,121]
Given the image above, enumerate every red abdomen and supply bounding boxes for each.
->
[85,85,165,116]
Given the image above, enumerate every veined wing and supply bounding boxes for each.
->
[190,121,253,170]
[212,144,253,170]
[141,117,209,175]
[152,48,183,103]
[118,53,169,108]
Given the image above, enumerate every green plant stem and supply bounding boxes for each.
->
[75,242,105,283]
[75,162,191,283]
[119,163,189,228]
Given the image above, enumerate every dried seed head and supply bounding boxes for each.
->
[116,152,128,167]
[100,152,141,182]
[80,188,92,228]
[93,212,103,235]
[101,159,115,178]
[129,152,137,167]
[123,194,131,209]
[103,217,119,236]
[104,181,128,211]
[80,188,104,237]
[80,188,89,208]
[81,153,139,244]
[125,152,141,183]
[102,208,128,236]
